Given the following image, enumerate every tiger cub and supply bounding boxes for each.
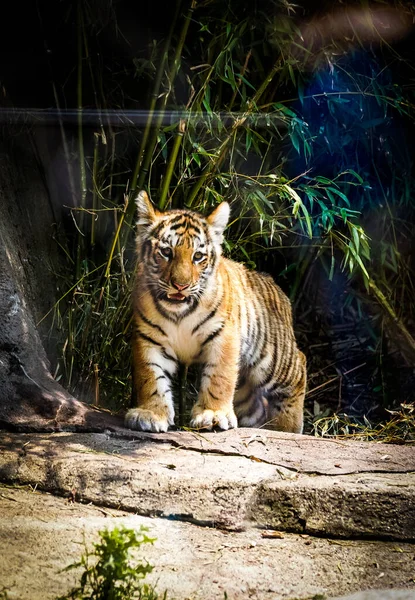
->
[125,191,306,433]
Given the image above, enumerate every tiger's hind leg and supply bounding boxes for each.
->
[235,384,304,432]
[264,387,304,433]
[235,351,306,432]
[264,351,306,433]
[234,377,268,428]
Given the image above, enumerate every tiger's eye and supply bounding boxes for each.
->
[160,246,173,259]
[193,251,204,262]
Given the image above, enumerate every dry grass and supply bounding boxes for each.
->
[311,403,415,444]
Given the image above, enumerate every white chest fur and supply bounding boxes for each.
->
[160,307,220,365]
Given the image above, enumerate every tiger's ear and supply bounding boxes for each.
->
[206,202,230,243]
[135,190,161,227]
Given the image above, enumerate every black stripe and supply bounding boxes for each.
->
[201,323,224,347]
[210,248,217,268]
[136,309,167,337]
[278,339,294,384]
[169,221,186,230]
[246,300,253,344]
[260,364,277,388]
[162,349,177,363]
[152,295,179,323]
[169,214,187,225]
[236,374,246,389]
[249,279,268,365]
[268,388,289,403]
[187,214,202,223]
[188,225,202,235]
[271,306,286,382]
[201,221,209,241]
[136,331,163,347]
[177,296,200,319]
[168,221,202,235]
[250,350,266,369]
[267,380,281,394]
[149,221,166,238]
[200,362,218,379]
[192,305,219,334]
[258,341,278,388]
[148,363,173,381]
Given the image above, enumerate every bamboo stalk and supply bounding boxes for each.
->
[159,120,186,210]
[186,57,282,207]
[77,1,87,210]
[104,197,128,279]
[118,0,195,251]
[94,363,100,406]
[76,1,87,279]
[228,49,252,112]
[91,133,99,249]
[135,0,196,198]
[129,0,182,196]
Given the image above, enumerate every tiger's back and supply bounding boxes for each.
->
[125,191,306,433]
[225,261,306,432]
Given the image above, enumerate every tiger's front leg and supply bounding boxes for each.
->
[190,329,239,431]
[125,336,178,433]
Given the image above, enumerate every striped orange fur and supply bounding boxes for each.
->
[125,191,306,433]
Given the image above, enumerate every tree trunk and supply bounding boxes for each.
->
[0,130,121,432]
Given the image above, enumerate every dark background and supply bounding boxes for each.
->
[1,0,414,426]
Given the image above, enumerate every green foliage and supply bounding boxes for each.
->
[51,252,134,410]
[57,526,165,600]
[49,0,415,417]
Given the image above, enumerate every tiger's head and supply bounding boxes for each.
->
[135,191,230,315]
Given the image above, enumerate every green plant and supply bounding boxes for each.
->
[46,0,415,423]
[58,526,165,600]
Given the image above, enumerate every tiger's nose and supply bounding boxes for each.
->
[172,281,190,291]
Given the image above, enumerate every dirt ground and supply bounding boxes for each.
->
[1,484,414,600]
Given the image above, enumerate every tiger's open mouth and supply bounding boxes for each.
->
[166,292,189,303]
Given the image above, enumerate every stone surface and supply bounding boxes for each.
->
[1,485,414,600]
[1,430,414,539]
[334,591,415,600]
[109,427,415,475]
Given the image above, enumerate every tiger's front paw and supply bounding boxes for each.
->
[125,408,173,433]
[190,407,238,431]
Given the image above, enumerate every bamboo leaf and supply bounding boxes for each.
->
[329,255,335,281]
[351,225,360,254]
[327,186,350,206]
